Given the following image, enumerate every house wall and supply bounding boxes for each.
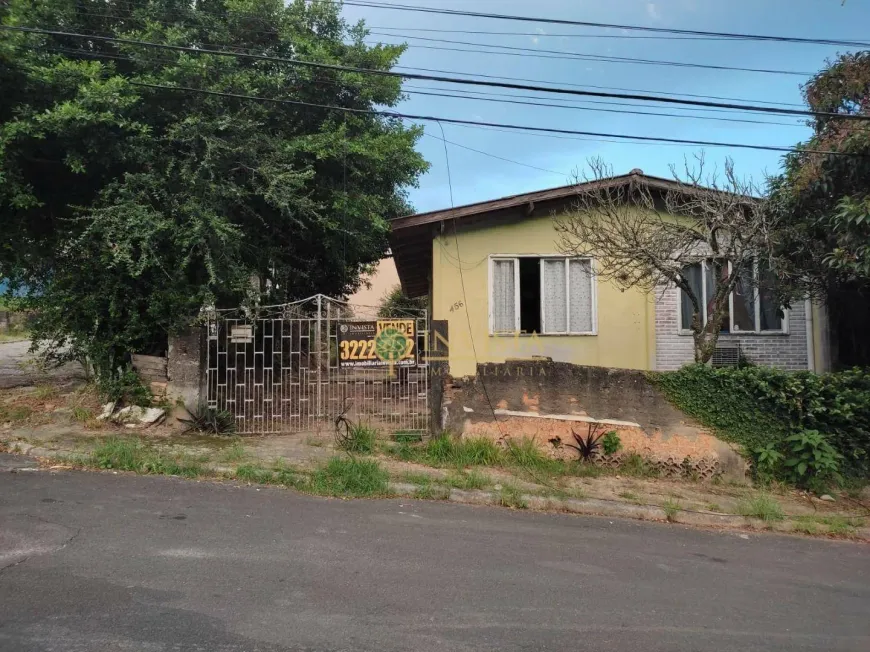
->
[654,284,811,371]
[431,214,656,377]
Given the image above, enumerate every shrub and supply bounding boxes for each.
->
[751,443,785,482]
[652,365,870,478]
[310,457,390,497]
[424,435,502,467]
[97,366,152,407]
[601,431,622,456]
[784,430,843,491]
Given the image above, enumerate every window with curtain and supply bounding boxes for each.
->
[679,259,785,333]
[490,257,595,334]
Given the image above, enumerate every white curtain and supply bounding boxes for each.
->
[491,259,516,332]
[569,259,593,333]
[542,259,567,333]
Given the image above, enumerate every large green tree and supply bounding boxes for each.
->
[767,51,870,366]
[0,0,426,375]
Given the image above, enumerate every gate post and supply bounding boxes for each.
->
[315,294,323,417]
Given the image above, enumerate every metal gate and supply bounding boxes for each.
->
[205,294,429,435]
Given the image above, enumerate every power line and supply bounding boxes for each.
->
[2,25,861,121]
[340,1,870,48]
[10,12,809,108]
[367,32,812,76]
[423,132,566,176]
[37,45,806,130]
[368,25,757,42]
[125,81,858,155]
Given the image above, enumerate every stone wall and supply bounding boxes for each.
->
[654,284,809,371]
[166,328,205,410]
[441,360,747,481]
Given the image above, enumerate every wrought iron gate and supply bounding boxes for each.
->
[205,295,429,435]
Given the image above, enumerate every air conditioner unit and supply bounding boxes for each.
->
[711,342,740,368]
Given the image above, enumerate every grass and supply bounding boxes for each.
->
[0,404,33,422]
[304,436,324,448]
[737,494,785,522]
[235,463,273,483]
[72,406,94,423]
[619,453,661,478]
[662,499,681,522]
[425,435,502,467]
[706,502,723,513]
[0,330,30,343]
[309,456,390,497]
[338,424,378,455]
[217,440,249,464]
[87,437,205,478]
[792,514,864,537]
[496,482,527,509]
[34,384,58,400]
[618,491,640,502]
[445,469,491,490]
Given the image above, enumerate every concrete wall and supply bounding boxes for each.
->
[167,328,205,409]
[441,360,746,479]
[346,257,400,313]
[432,213,656,377]
[654,284,811,371]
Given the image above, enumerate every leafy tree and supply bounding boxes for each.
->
[376,283,427,318]
[556,156,775,364]
[766,51,870,366]
[0,0,427,378]
[768,52,870,292]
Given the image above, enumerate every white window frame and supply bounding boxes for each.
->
[488,255,597,336]
[676,259,788,335]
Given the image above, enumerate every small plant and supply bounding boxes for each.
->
[0,405,33,423]
[752,443,785,481]
[72,406,94,423]
[737,494,784,522]
[618,491,639,502]
[662,499,681,522]
[497,483,527,509]
[34,384,58,400]
[445,469,490,490]
[217,440,248,464]
[784,430,843,491]
[310,457,390,497]
[551,423,606,461]
[236,464,273,483]
[619,453,659,478]
[91,437,146,471]
[337,423,378,455]
[601,430,622,456]
[179,404,237,435]
[706,502,723,513]
[98,366,152,407]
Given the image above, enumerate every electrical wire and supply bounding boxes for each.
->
[339,0,870,48]
[123,82,861,156]
[423,132,566,176]
[367,32,813,76]
[368,25,764,42]
[3,25,864,121]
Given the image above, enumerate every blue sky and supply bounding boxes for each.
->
[340,0,870,213]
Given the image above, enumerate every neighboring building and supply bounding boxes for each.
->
[345,257,400,313]
[389,171,825,378]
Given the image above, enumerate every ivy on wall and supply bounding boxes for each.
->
[651,365,870,478]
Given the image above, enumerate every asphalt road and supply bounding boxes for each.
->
[0,341,84,389]
[1,458,868,652]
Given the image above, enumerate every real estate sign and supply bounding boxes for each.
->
[338,319,417,368]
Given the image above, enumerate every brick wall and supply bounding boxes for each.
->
[654,285,809,371]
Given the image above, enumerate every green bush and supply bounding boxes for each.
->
[784,430,843,491]
[652,365,870,478]
[601,430,622,456]
[424,435,502,467]
[337,423,378,455]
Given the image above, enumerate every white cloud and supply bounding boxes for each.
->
[646,3,661,20]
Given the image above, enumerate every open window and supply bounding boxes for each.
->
[490,256,596,335]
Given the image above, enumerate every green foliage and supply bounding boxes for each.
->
[235,464,273,484]
[662,499,681,521]
[310,456,390,497]
[752,443,785,481]
[423,435,502,467]
[377,284,428,318]
[72,406,94,423]
[180,404,236,435]
[784,430,843,491]
[445,469,490,490]
[89,437,202,477]
[337,423,378,455]
[601,430,622,456]
[737,494,785,522]
[504,437,561,475]
[0,0,427,384]
[97,366,152,406]
[496,482,527,509]
[652,364,870,478]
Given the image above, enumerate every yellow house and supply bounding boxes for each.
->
[390,171,825,378]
